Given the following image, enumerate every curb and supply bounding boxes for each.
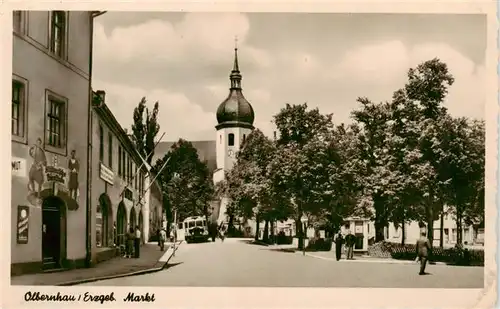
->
[57,241,183,286]
[303,252,448,265]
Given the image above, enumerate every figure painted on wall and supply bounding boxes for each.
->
[68,150,80,200]
[28,138,47,197]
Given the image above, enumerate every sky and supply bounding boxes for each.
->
[92,12,487,142]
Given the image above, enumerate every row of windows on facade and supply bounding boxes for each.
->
[221,133,245,146]
[12,79,66,148]
[99,124,146,195]
[12,77,146,198]
[14,11,68,59]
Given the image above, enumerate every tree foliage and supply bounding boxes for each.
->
[153,139,214,222]
[132,97,160,164]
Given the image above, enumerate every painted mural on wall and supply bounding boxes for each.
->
[26,138,81,211]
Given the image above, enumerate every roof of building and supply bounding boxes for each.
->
[152,140,217,174]
[215,47,255,129]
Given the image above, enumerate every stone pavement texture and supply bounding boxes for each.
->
[11,243,175,286]
[82,238,484,288]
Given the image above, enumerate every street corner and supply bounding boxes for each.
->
[158,241,184,263]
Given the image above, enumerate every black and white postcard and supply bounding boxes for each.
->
[1,1,497,308]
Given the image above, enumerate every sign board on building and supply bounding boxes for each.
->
[11,157,27,177]
[319,230,325,239]
[17,206,29,244]
[99,163,114,185]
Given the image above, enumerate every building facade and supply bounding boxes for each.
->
[149,180,163,241]
[342,207,481,252]
[90,91,151,263]
[11,11,94,275]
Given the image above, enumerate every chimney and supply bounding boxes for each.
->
[96,90,106,103]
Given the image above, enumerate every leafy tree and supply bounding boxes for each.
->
[153,139,214,224]
[269,103,336,249]
[351,98,393,242]
[131,97,160,164]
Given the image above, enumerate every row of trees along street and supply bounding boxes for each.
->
[216,58,485,250]
[129,58,484,250]
[130,96,215,238]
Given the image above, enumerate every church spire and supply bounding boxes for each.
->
[230,36,242,89]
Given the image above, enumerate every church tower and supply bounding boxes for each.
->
[213,45,255,184]
[212,44,255,224]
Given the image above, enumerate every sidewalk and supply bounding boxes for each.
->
[11,242,180,286]
[302,250,447,265]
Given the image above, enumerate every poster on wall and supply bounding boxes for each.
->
[17,206,29,244]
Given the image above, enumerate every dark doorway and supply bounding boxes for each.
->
[130,207,136,231]
[117,202,127,246]
[42,196,65,270]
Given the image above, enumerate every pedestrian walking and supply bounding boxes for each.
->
[156,228,161,247]
[125,227,135,258]
[344,230,356,260]
[333,231,344,261]
[415,231,431,275]
[219,223,226,242]
[134,226,141,258]
[209,221,217,242]
[159,228,167,251]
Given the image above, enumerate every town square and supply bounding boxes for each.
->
[8,9,489,295]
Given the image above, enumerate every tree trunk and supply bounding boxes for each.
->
[456,212,463,245]
[401,219,406,245]
[374,195,387,242]
[263,220,269,243]
[426,202,434,260]
[296,218,304,250]
[270,221,275,244]
[439,210,444,248]
[255,215,260,241]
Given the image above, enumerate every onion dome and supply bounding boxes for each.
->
[215,46,255,130]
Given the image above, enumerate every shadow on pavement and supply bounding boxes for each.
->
[262,248,297,253]
[164,262,184,270]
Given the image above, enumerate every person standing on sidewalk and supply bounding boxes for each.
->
[333,231,344,261]
[415,231,431,275]
[126,227,135,258]
[344,230,356,260]
[159,228,167,251]
[134,226,141,258]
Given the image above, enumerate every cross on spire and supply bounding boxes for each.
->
[234,35,238,50]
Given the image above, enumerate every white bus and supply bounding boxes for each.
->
[176,216,210,244]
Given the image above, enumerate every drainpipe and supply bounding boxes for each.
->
[85,10,106,268]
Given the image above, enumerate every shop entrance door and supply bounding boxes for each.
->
[42,197,63,269]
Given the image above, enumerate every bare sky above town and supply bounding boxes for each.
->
[92,12,486,142]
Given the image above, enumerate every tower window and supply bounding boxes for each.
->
[220,135,222,144]
[243,134,246,143]
[228,133,234,146]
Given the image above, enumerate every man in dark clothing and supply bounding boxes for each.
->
[134,226,141,258]
[333,231,344,261]
[344,231,356,260]
[415,232,431,275]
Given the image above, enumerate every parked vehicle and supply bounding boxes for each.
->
[176,216,210,244]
